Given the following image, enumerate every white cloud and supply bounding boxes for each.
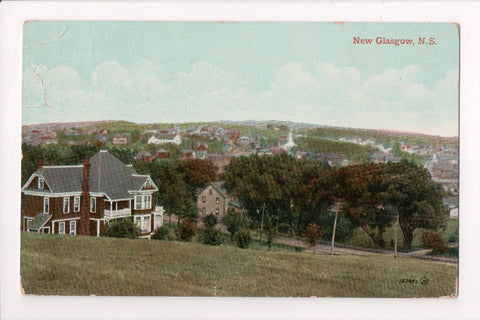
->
[22,60,459,136]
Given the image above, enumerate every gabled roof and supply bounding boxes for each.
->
[210,181,228,198]
[29,213,52,231]
[27,151,157,200]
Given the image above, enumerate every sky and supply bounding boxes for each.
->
[22,21,459,137]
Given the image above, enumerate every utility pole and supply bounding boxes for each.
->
[394,213,399,258]
[259,203,265,243]
[330,202,340,255]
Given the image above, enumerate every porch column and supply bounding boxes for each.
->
[97,220,100,237]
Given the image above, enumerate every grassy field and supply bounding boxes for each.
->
[21,232,457,297]
[346,219,459,251]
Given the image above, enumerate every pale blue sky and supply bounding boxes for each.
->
[22,21,459,136]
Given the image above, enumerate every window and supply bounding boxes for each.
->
[209,189,212,195]
[135,195,152,210]
[143,216,151,232]
[42,227,50,234]
[43,198,49,214]
[134,215,151,233]
[144,195,151,209]
[26,219,32,231]
[90,197,96,212]
[135,195,142,210]
[112,201,117,211]
[63,197,70,213]
[202,196,206,203]
[202,207,206,214]
[38,177,44,189]
[58,222,65,234]
[215,208,219,216]
[70,221,76,235]
[73,196,80,212]
[216,197,220,204]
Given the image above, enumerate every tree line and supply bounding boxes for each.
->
[223,154,446,252]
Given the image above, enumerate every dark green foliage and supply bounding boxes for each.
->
[296,136,374,162]
[386,161,447,252]
[104,219,140,239]
[233,229,252,249]
[318,212,354,242]
[199,227,222,246]
[222,209,250,240]
[177,221,196,242]
[224,154,333,236]
[202,214,217,229]
[151,226,170,240]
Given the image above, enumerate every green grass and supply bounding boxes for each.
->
[21,232,457,297]
[345,219,459,251]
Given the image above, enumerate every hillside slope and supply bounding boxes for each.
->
[21,232,457,297]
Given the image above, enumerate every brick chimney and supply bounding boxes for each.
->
[79,157,91,235]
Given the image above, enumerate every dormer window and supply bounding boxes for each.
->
[38,177,44,189]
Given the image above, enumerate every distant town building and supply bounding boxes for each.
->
[148,132,182,145]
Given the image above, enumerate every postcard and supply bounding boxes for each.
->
[19,21,458,299]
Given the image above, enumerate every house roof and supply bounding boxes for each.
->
[30,213,52,231]
[31,151,155,200]
[210,181,228,198]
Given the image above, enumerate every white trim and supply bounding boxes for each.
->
[129,190,155,195]
[52,217,81,223]
[38,177,44,189]
[73,196,80,212]
[43,197,49,214]
[42,226,51,234]
[132,174,150,177]
[42,165,83,168]
[22,174,36,190]
[63,196,70,213]
[140,177,158,191]
[58,222,65,234]
[22,190,82,197]
[69,221,76,235]
[90,196,96,213]
[106,197,132,201]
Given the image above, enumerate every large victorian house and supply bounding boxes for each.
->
[22,150,164,237]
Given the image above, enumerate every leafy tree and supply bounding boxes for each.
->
[223,209,250,240]
[104,218,140,239]
[387,161,446,252]
[421,231,448,254]
[224,154,332,235]
[332,164,395,248]
[178,159,218,189]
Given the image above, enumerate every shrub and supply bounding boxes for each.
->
[202,214,217,229]
[105,218,140,239]
[223,209,249,240]
[177,220,196,242]
[151,226,169,240]
[233,229,252,249]
[421,231,448,254]
[199,227,222,246]
[303,223,323,251]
